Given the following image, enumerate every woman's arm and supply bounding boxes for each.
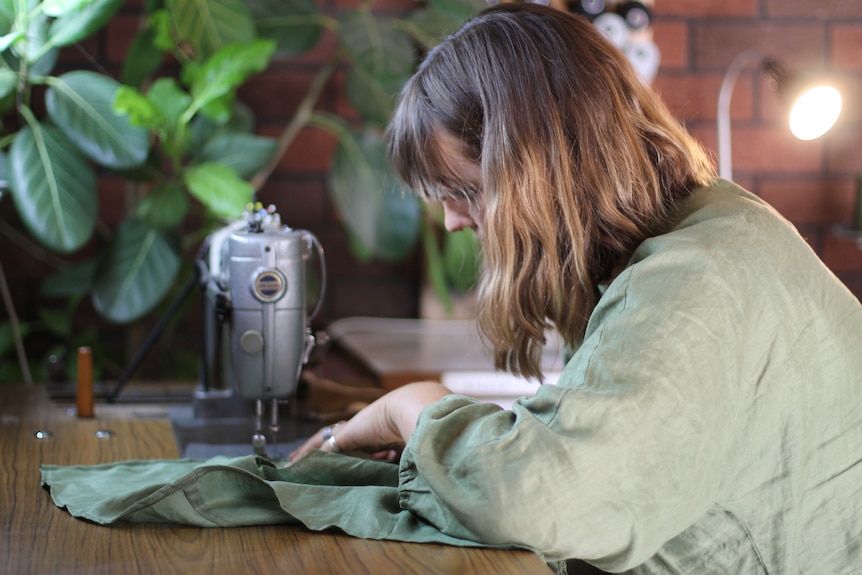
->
[288,381,453,462]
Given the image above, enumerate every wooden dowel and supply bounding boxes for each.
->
[77,346,94,418]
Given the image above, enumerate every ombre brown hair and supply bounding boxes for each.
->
[387,3,715,380]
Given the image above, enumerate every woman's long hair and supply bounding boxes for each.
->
[387,3,715,380]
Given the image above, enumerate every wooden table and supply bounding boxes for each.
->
[0,385,551,575]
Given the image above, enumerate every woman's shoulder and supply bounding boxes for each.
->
[629,179,812,274]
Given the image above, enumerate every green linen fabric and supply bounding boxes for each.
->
[399,180,862,573]
[40,451,519,550]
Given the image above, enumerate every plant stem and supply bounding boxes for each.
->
[0,256,33,384]
[249,60,337,192]
[0,218,69,269]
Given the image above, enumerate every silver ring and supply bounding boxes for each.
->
[326,433,341,453]
[322,426,334,442]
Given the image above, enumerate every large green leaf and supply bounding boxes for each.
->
[46,71,151,169]
[0,0,14,32]
[339,10,415,78]
[113,84,164,129]
[200,132,276,179]
[190,100,255,151]
[92,219,181,324]
[184,162,253,218]
[136,179,189,229]
[184,40,275,123]
[4,1,58,75]
[443,227,480,293]
[115,78,194,159]
[40,259,97,297]
[247,0,322,57]
[48,0,123,46]
[16,0,49,64]
[0,67,16,98]
[344,65,409,127]
[120,26,164,88]
[168,0,256,60]
[8,122,96,253]
[0,149,7,188]
[43,0,92,18]
[328,127,421,261]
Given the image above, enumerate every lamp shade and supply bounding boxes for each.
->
[717,50,843,180]
[788,85,842,140]
[762,58,843,141]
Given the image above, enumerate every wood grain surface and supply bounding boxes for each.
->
[0,385,551,575]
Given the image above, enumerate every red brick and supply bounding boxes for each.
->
[652,21,689,69]
[694,22,826,70]
[831,25,862,71]
[825,124,862,174]
[698,124,825,175]
[239,69,337,122]
[653,0,758,17]
[654,72,754,121]
[759,177,856,225]
[97,176,130,227]
[277,126,337,172]
[256,177,329,227]
[822,229,862,273]
[765,0,862,19]
[686,123,722,166]
[105,13,143,63]
[831,76,862,124]
[836,274,862,301]
[269,28,339,67]
[731,174,757,193]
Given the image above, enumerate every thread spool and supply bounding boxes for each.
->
[618,1,652,30]
[570,0,606,21]
[77,347,94,418]
[625,39,661,83]
[593,12,630,48]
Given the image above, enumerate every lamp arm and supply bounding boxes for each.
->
[717,49,764,181]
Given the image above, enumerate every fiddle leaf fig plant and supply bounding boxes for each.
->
[0,0,485,382]
[0,0,279,326]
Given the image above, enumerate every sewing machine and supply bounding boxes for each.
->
[197,204,325,456]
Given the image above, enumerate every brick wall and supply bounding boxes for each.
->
[652,0,862,296]
[2,1,862,379]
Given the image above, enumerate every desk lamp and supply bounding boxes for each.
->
[717,49,842,180]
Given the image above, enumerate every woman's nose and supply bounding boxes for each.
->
[442,199,474,233]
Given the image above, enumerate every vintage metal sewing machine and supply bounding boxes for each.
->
[195,203,325,457]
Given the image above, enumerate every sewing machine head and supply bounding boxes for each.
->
[199,203,324,455]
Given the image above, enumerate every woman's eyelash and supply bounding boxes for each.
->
[455,184,479,199]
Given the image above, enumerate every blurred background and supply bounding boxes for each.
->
[1,0,860,385]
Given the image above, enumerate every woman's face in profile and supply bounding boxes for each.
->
[436,131,485,240]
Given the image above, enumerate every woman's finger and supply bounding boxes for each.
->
[288,421,345,463]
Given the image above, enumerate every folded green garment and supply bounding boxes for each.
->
[40,451,506,549]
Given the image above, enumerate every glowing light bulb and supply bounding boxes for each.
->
[788,85,842,141]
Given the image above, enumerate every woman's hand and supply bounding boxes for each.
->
[288,381,452,463]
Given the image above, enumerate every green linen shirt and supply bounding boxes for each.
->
[42,180,862,574]
[399,179,862,573]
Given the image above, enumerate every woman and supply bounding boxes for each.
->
[291,4,862,573]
